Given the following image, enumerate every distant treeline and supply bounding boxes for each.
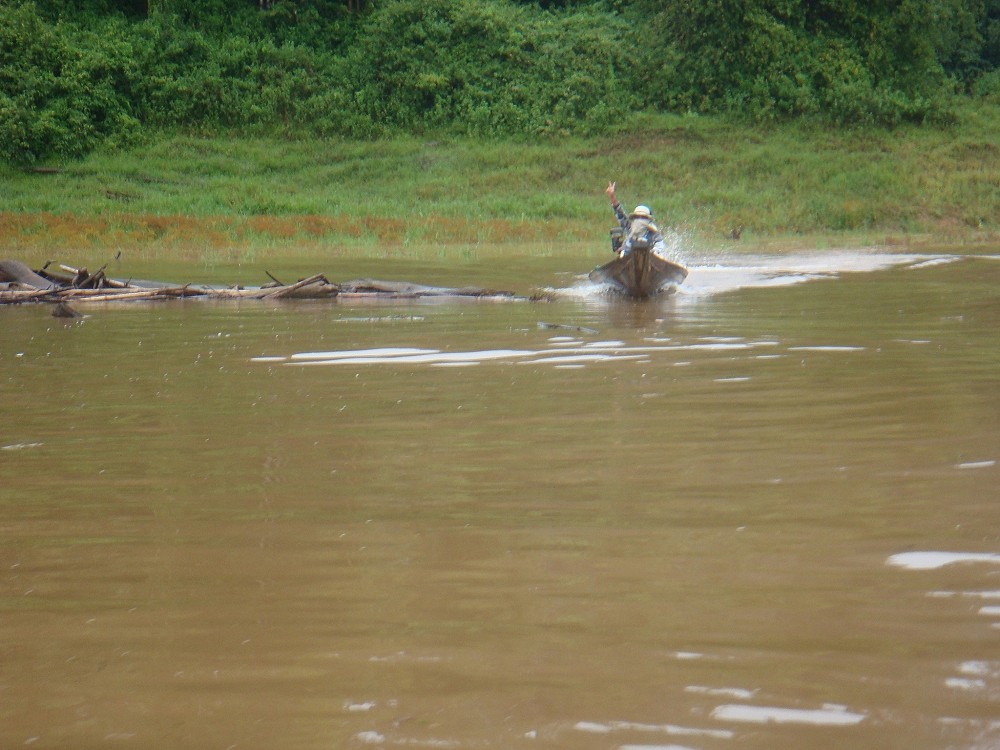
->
[2,0,999,164]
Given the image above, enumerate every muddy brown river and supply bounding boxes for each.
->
[2,246,998,750]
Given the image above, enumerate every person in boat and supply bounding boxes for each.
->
[606,181,667,258]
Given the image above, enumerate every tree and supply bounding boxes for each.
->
[635,0,977,123]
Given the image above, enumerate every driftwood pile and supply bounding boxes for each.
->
[0,259,518,310]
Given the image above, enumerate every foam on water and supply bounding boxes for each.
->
[956,460,996,470]
[959,661,999,677]
[710,703,866,726]
[289,349,537,366]
[290,347,440,361]
[256,336,804,370]
[946,677,987,690]
[560,249,960,301]
[573,720,733,739]
[672,652,705,660]
[685,685,757,699]
[788,345,865,352]
[887,552,1000,570]
[928,590,1000,599]
[910,257,960,269]
[520,353,648,365]
[1,442,44,451]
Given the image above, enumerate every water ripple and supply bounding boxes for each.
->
[254,337,832,370]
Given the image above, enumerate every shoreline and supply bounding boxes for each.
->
[2,210,997,269]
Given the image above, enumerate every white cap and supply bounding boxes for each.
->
[632,205,651,218]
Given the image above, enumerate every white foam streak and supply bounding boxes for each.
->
[788,346,865,352]
[946,677,987,691]
[574,721,733,739]
[676,251,937,297]
[685,685,756,699]
[290,347,440,361]
[1,442,44,451]
[887,552,1000,570]
[909,257,959,269]
[928,590,1000,599]
[256,338,863,369]
[522,354,648,365]
[711,704,866,726]
[291,349,536,366]
[959,661,998,676]
[956,460,996,470]
[278,341,768,368]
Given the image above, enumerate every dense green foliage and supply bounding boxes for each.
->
[1,0,998,164]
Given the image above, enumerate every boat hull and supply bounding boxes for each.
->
[588,247,688,298]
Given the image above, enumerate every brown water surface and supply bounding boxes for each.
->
[2,248,999,749]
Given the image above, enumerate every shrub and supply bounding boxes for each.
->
[343,0,641,137]
[641,0,964,125]
[0,4,146,163]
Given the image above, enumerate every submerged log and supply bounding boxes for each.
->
[339,279,514,298]
[51,301,83,318]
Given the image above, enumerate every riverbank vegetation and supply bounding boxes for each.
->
[1,0,998,261]
[3,103,999,262]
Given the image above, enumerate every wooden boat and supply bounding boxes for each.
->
[588,238,688,298]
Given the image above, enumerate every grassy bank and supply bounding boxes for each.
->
[3,105,999,266]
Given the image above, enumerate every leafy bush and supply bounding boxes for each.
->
[641,0,969,125]
[342,0,642,137]
[971,68,1000,99]
[0,3,141,163]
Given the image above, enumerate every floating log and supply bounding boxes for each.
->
[263,270,285,287]
[62,286,200,303]
[0,258,519,306]
[0,260,59,290]
[264,273,333,299]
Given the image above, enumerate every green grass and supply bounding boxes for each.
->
[2,104,999,265]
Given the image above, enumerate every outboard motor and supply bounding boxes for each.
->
[609,227,624,254]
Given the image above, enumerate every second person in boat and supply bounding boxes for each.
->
[606,181,668,258]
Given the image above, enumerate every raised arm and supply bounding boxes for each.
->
[606,181,629,228]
